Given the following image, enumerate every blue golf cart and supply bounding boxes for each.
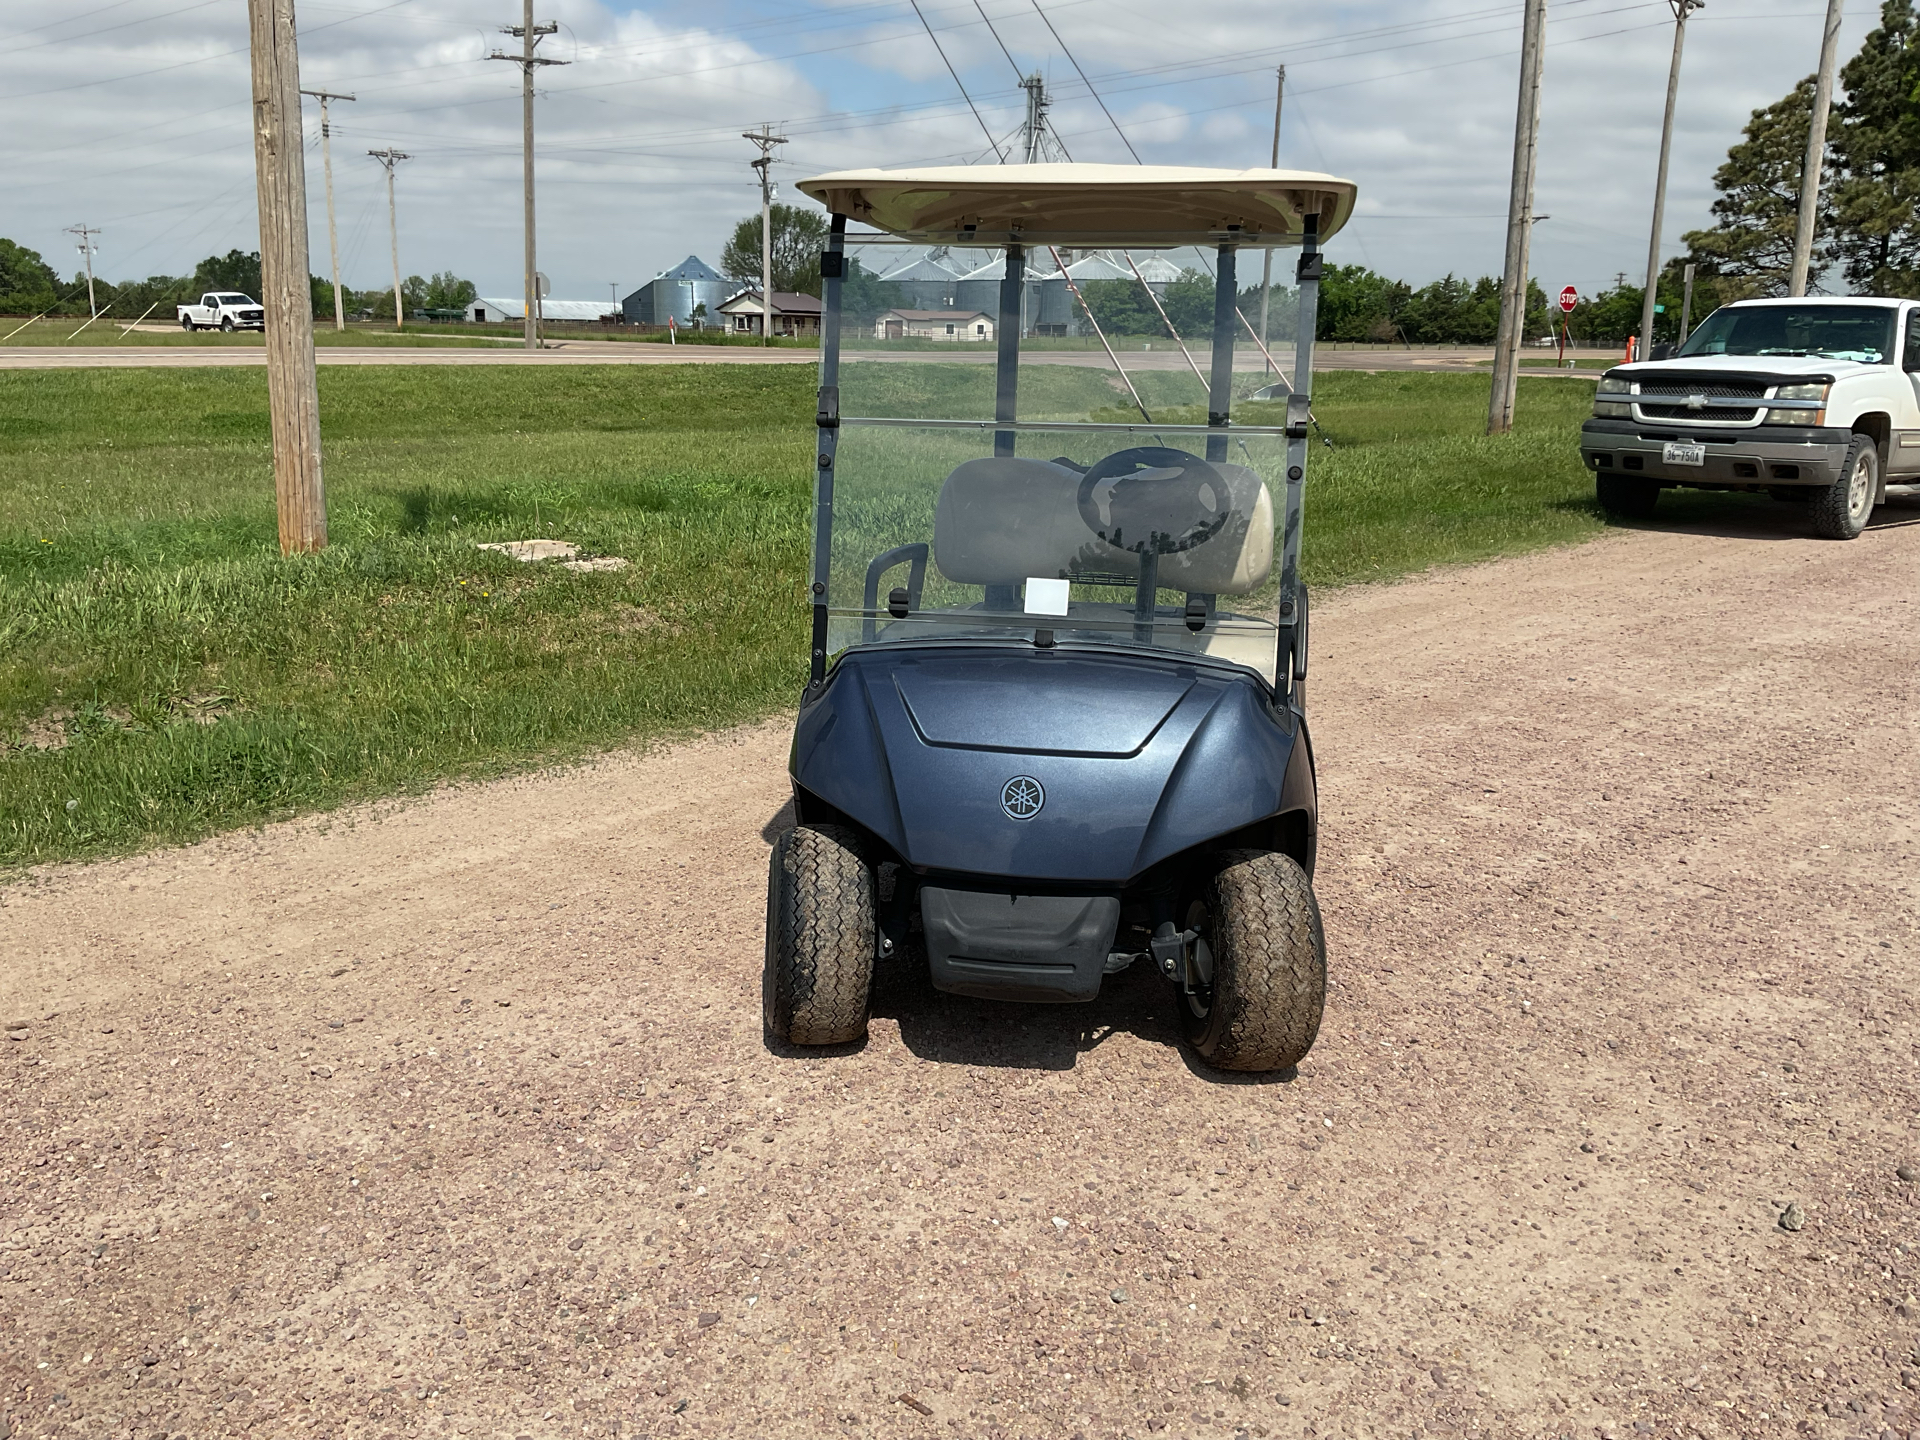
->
[764,165,1356,1072]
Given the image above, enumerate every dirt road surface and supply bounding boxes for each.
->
[3,505,1916,1440]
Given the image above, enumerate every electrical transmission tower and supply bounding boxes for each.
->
[743,124,787,346]
[300,88,356,331]
[491,2,567,350]
[367,147,412,331]
[65,224,101,319]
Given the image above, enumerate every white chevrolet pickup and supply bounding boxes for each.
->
[177,292,266,333]
[1579,295,1915,539]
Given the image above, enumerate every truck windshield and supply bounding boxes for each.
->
[215,294,256,306]
[1677,304,1894,364]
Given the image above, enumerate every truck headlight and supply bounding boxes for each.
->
[1765,383,1828,426]
[1593,401,1631,418]
[1596,375,1632,395]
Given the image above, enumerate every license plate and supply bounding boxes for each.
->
[1662,441,1706,467]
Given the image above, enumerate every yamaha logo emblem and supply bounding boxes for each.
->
[1001,775,1045,820]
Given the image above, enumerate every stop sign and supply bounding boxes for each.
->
[1558,285,1579,313]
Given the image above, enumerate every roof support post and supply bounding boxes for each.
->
[1207,240,1238,463]
[808,212,847,691]
[1278,214,1321,714]
[995,244,1025,458]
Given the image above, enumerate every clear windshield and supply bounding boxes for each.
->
[827,353,1289,683]
[1677,304,1894,364]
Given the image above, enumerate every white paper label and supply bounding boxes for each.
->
[1023,577,1070,616]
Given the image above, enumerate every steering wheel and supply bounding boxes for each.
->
[1075,447,1232,556]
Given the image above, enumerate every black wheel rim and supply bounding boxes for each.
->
[1180,897,1215,1021]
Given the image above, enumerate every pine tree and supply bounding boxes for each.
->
[1681,79,1820,297]
[1828,0,1920,294]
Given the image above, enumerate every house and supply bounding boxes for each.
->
[873,308,994,342]
[472,297,622,324]
[622,256,730,328]
[717,289,823,337]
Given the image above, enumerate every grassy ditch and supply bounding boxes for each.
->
[3,365,1602,868]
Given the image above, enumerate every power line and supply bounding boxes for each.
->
[907,0,1004,160]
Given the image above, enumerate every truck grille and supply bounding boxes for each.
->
[1637,379,1769,398]
[1638,402,1763,422]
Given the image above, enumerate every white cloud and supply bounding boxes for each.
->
[0,0,1876,302]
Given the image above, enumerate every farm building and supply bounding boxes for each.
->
[621,256,730,328]
[873,309,994,342]
[717,289,823,337]
[949,250,1184,336]
[873,251,964,310]
[471,297,621,324]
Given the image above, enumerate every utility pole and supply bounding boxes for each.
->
[64,224,101,319]
[491,3,565,351]
[1789,0,1845,296]
[1488,0,1547,435]
[247,0,326,553]
[367,147,411,330]
[1679,261,1697,343]
[300,88,355,331]
[1257,66,1283,375]
[1637,0,1704,358]
[744,124,787,345]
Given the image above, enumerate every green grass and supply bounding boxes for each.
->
[1,364,1611,869]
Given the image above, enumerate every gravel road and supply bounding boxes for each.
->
[3,504,1916,1440]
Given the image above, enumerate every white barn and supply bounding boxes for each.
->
[471,297,621,324]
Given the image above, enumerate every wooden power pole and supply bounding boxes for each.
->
[1788,0,1845,296]
[1488,0,1547,435]
[745,124,787,345]
[368,147,411,331]
[1637,0,1704,357]
[300,87,355,332]
[1257,67,1283,375]
[247,0,326,554]
[491,3,565,351]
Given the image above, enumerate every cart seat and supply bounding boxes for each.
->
[933,455,1273,595]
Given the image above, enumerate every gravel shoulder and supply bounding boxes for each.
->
[2,503,1916,1440]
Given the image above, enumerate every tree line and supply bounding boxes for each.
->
[0,240,479,323]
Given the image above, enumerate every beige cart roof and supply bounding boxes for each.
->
[796,164,1357,247]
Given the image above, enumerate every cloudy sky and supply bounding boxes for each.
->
[0,0,1869,305]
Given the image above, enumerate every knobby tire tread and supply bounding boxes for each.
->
[1810,435,1873,541]
[1201,849,1326,1072]
[766,825,874,1046]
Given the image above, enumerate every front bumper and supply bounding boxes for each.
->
[1579,419,1851,488]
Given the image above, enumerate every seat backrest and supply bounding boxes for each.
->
[933,454,1273,595]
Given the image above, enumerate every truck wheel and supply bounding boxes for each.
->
[1810,434,1877,540]
[1595,474,1660,519]
[1177,849,1325,1073]
[764,825,875,1046]
[180,315,195,331]
[220,316,235,333]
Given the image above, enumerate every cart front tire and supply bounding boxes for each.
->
[1811,434,1876,540]
[764,824,875,1047]
[1178,849,1326,1073]
[1596,474,1660,519]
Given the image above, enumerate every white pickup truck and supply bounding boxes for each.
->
[1579,295,1915,539]
[177,292,266,332]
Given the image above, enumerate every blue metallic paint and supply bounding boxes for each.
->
[790,645,1315,885]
